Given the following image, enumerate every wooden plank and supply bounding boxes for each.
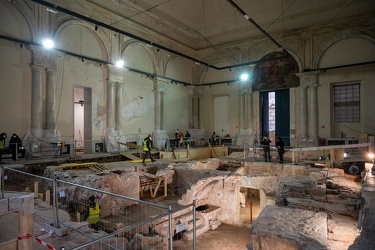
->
[58,162,100,169]
[88,164,109,173]
[45,190,50,205]
[130,159,152,163]
[125,142,143,150]
[121,152,141,160]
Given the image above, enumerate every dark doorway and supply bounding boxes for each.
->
[275,89,290,146]
[260,90,290,146]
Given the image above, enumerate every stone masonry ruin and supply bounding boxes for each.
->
[5,152,371,250]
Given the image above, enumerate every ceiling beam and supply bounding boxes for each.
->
[30,0,289,70]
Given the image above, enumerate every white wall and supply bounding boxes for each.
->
[0,1,374,148]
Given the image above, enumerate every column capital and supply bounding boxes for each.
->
[107,64,125,84]
[153,80,168,92]
[196,86,204,96]
[46,67,57,74]
[30,65,44,72]
[296,70,320,87]
[28,45,63,70]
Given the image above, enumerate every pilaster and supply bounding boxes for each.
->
[296,71,320,146]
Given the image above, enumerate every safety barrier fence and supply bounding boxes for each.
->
[242,143,371,164]
[238,143,292,163]
[1,166,197,250]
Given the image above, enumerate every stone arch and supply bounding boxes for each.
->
[165,56,192,83]
[1,0,36,41]
[314,33,375,69]
[55,18,110,60]
[251,47,303,73]
[200,57,239,84]
[123,40,157,74]
[54,19,109,61]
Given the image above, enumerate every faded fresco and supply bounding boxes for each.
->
[252,52,299,91]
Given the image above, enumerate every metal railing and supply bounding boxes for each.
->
[1,166,197,250]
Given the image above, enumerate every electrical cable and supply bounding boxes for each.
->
[264,0,297,32]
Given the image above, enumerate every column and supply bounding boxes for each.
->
[160,91,165,130]
[193,95,199,128]
[300,84,308,140]
[31,65,43,130]
[106,82,115,129]
[107,65,124,129]
[310,83,318,142]
[115,82,123,130]
[238,93,244,129]
[153,85,160,131]
[247,92,254,131]
[154,80,168,131]
[193,87,203,129]
[45,68,57,129]
[244,93,249,129]
[308,71,320,145]
[296,71,320,146]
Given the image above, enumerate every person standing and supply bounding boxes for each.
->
[276,137,285,163]
[0,133,7,162]
[261,136,271,162]
[211,132,217,146]
[142,134,155,164]
[86,195,100,231]
[174,129,179,148]
[9,133,22,160]
[178,131,184,147]
[185,131,191,146]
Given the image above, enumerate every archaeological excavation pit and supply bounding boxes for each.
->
[2,148,374,249]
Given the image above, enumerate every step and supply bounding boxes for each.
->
[183,224,206,241]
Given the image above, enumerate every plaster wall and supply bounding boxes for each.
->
[317,64,375,138]
[0,3,32,136]
[0,1,374,149]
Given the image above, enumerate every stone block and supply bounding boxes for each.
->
[251,206,327,250]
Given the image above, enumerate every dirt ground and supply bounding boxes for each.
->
[174,223,252,250]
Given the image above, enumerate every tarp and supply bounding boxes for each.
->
[105,128,127,153]
[236,128,256,147]
[23,129,62,157]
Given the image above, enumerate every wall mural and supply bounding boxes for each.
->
[252,52,299,91]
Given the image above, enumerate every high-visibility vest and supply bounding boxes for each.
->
[143,139,150,151]
[0,139,5,149]
[87,203,100,225]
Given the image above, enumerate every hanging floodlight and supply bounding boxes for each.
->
[115,60,124,68]
[240,73,249,81]
[42,39,54,49]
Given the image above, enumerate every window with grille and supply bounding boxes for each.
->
[333,83,360,123]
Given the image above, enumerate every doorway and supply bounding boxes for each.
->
[239,187,261,224]
[260,90,290,146]
[74,87,93,154]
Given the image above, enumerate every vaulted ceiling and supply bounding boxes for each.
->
[34,0,374,64]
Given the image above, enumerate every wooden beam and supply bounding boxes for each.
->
[45,190,50,205]
[34,182,38,199]
[18,211,33,250]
